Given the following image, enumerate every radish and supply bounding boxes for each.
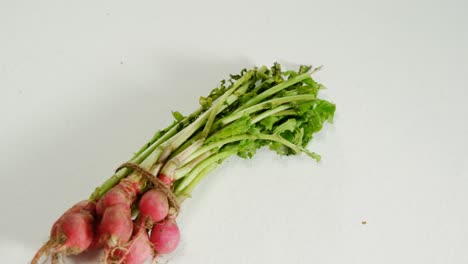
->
[96,186,131,216]
[122,233,153,264]
[106,188,170,263]
[31,201,96,264]
[96,178,141,216]
[150,219,180,254]
[95,178,141,250]
[33,64,336,263]
[105,188,170,263]
[139,189,169,223]
[53,212,94,254]
[50,201,89,238]
[108,223,154,264]
[98,204,133,248]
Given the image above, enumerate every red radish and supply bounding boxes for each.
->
[98,204,133,248]
[139,189,169,223]
[31,201,96,264]
[96,187,131,216]
[49,201,86,238]
[33,64,336,264]
[53,212,94,254]
[109,226,154,264]
[50,200,94,238]
[106,185,172,263]
[96,178,141,215]
[150,219,180,254]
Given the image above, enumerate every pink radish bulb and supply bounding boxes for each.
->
[110,229,154,264]
[150,219,180,254]
[96,178,141,216]
[139,189,169,223]
[51,200,95,250]
[54,212,94,255]
[52,200,93,229]
[50,201,87,238]
[96,187,131,216]
[32,201,96,264]
[98,204,133,248]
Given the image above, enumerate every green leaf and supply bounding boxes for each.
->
[207,116,252,143]
[299,65,312,74]
[282,70,298,79]
[302,77,318,89]
[271,62,283,83]
[260,116,280,131]
[94,62,336,202]
[256,65,270,80]
[230,74,241,80]
[236,139,262,159]
[269,141,294,156]
[199,96,213,109]
[293,127,304,145]
[274,119,297,135]
[315,99,336,123]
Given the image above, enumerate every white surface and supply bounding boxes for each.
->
[1,0,467,263]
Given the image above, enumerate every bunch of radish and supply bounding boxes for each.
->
[33,180,179,263]
[32,63,335,263]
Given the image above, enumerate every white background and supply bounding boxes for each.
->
[1,0,467,263]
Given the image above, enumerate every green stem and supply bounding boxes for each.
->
[92,84,240,199]
[175,148,238,193]
[201,134,299,162]
[167,79,253,161]
[185,135,251,164]
[133,107,204,160]
[89,118,185,200]
[89,67,322,201]
[273,109,297,116]
[175,133,310,195]
[251,104,292,124]
[160,139,204,177]
[234,72,312,113]
[132,124,175,160]
[174,149,217,179]
[158,80,253,174]
[176,159,224,202]
[178,133,303,179]
[168,131,203,160]
[218,94,315,126]
[166,78,254,156]
[201,72,254,139]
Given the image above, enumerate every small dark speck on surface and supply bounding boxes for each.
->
[361,221,367,225]
[120,61,124,65]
